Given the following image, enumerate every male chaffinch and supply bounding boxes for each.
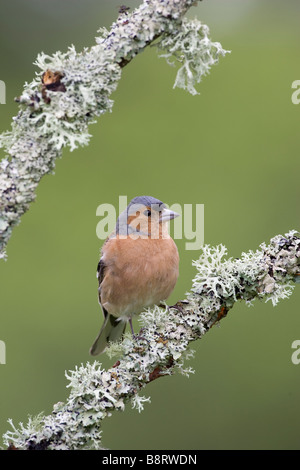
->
[90,195,180,355]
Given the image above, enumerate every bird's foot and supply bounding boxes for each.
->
[129,319,149,344]
[167,300,189,314]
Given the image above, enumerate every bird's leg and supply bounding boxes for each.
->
[129,317,150,345]
[129,317,135,336]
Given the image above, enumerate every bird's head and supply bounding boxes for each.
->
[116,195,179,239]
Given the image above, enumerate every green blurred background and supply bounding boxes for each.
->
[0,0,300,450]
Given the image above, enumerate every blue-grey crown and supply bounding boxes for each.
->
[128,195,165,211]
[115,195,165,235]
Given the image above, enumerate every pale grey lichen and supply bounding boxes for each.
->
[131,394,152,413]
[157,17,230,95]
[190,230,300,316]
[0,0,228,259]
[3,231,299,450]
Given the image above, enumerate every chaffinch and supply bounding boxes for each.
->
[90,195,180,355]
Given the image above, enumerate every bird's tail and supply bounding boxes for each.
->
[89,313,126,356]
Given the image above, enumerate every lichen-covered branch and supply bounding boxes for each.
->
[3,230,300,450]
[0,0,228,259]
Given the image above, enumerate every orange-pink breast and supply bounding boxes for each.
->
[100,236,179,318]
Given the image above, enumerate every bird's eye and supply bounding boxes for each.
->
[144,209,151,217]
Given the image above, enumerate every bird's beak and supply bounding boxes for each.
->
[159,208,180,222]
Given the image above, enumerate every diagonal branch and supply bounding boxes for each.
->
[3,230,300,450]
[0,0,228,259]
